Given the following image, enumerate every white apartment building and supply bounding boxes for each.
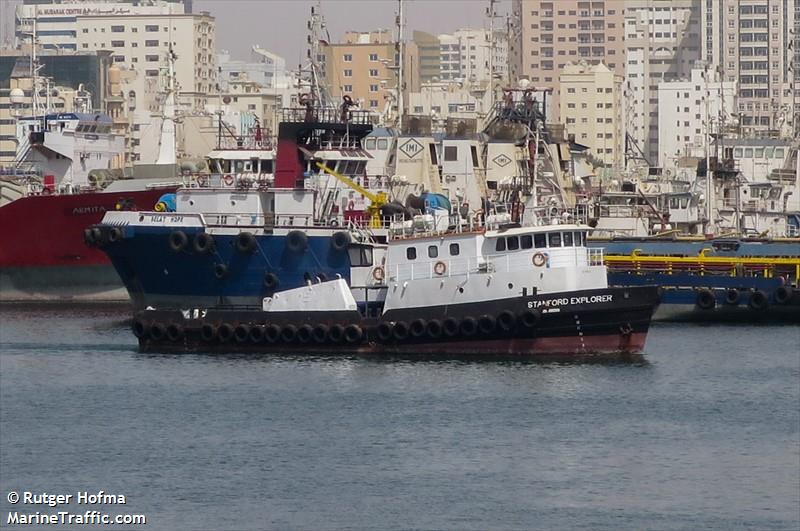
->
[559,61,625,169]
[438,29,508,84]
[701,0,798,135]
[657,68,737,168]
[624,0,702,165]
[218,46,292,92]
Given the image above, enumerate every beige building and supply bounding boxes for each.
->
[321,30,419,117]
[511,0,625,121]
[559,61,624,169]
[701,0,798,136]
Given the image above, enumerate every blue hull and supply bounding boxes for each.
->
[105,227,352,309]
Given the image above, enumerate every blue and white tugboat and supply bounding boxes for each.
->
[133,219,660,357]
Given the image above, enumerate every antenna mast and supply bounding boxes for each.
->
[396,0,404,130]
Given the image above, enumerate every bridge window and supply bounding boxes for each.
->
[521,235,533,249]
[506,236,519,251]
[406,247,417,260]
[365,138,376,150]
[548,232,562,247]
[260,159,273,173]
[534,233,547,248]
[428,245,438,258]
[377,139,388,150]
[495,238,506,252]
[574,231,583,246]
[563,232,573,246]
[444,146,458,161]
[449,243,460,256]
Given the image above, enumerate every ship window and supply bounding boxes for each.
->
[470,145,479,168]
[377,138,388,150]
[506,236,519,251]
[444,146,458,161]
[429,144,438,165]
[563,232,573,247]
[521,235,533,249]
[348,246,373,266]
[574,232,583,246]
[449,243,460,256]
[406,247,417,260]
[774,148,784,159]
[548,232,562,247]
[365,138,376,150]
[260,159,273,173]
[534,234,547,248]
[495,238,506,252]
[428,245,438,258]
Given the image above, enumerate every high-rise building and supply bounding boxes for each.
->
[559,61,624,169]
[412,31,441,84]
[512,0,625,121]
[624,0,702,165]
[702,0,798,136]
[657,68,736,168]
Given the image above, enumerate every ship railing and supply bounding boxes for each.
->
[280,107,372,125]
[604,253,800,280]
[388,248,602,283]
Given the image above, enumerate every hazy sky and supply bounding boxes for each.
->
[193,0,508,63]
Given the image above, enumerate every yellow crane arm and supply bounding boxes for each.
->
[315,161,379,203]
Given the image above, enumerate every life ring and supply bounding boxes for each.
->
[748,290,768,311]
[696,289,716,310]
[433,261,447,276]
[196,175,207,187]
[217,323,234,343]
[532,252,548,267]
[299,93,310,105]
[343,94,353,105]
[372,266,385,282]
[222,174,235,186]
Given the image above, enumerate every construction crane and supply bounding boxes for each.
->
[315,162,388,228]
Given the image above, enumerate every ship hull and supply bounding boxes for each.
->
[134,285,659,357]
[0,188,172,303]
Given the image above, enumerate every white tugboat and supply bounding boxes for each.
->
[133,218,660,357]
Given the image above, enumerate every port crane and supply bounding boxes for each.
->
[315,162,388,228]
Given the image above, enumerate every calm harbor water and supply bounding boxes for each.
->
[1,304,798,530]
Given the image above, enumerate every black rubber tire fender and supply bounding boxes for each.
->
[264,324,281,343]
[393,321,409,341]
[236,232,257,253]
[132,318,148,339]
[169,230,188,252]
[749,290,768,311]
[286,230,308,253]
[426,319,443,339]
[280,325,298,342]
[200,322,217,342]
[331,231,351,252]
[193,232,215,254]
[442,317,459,337]
[344,324,363,344]
[296,324,314,344]
[774,286,792,305]
[312,325,329,343]
[376,322,394,342]
[696,289,716,310]
[497,310,516,332]
[108,227,123,243]
[166,323,184,342]
[149,322,166,341]
[459,317,478,336]
[519,310,540,329]
[724,288,740,306]
[264,272,280,291]
[328,324,345,343]
[409,319,426,339]
[234,324,251,343]
[214,263,229,279]
[249,325,265,343]
[478,314,496,335]
[217,323,235,343]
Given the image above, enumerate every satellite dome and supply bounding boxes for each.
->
[9,88,25,104]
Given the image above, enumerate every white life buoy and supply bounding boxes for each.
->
[222,174,234,186]
[532,252,548,267]
[434,261,447,276]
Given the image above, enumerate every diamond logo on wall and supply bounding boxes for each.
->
[399,138,424,159]
[492,153,512,167]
